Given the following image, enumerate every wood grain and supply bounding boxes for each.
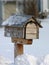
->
[14,44,23,58]
[11,38,32,45]
[26,23,39,39]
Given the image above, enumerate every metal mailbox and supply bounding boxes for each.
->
[2,15,42,39]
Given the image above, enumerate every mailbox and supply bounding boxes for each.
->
[2,14,42,57]
[2,15,42,39]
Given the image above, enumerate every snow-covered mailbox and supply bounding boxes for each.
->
[2,14,42,57]
[2,15,42,38]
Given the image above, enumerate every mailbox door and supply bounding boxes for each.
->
[26,23,39,39]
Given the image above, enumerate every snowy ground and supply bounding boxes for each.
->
[0,27,14,62]
[0,54,49,65]
[0,17,49,65]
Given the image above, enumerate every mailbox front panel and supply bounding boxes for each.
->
[5,27,24,38]
[26,23,39,39]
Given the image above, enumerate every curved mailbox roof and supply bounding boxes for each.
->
[2,14,42,28]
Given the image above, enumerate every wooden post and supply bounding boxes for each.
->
[14,43,23,58]
[11,38,32,58]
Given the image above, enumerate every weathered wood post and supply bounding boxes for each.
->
[14,43,23,57]
[12,38,32,57]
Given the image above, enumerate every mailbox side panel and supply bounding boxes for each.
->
[26,23,39,39]
[5,26,24,38]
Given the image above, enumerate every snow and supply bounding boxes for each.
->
[42,54,49,65]
[15,54,38,65]
[0,52,49,65]
[0,56,12,65]
[0,27,14,62]
[15,54,49,65]
[2,15,32,27]
[40,54,49,65]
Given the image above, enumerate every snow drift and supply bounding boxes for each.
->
[0,56,12,65]
[0,54,49,65]
[15,54,49,65]
[15,54,38,65]
[40,54,49,65]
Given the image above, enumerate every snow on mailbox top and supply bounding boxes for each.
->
[2,14,42,28]
[2,15,31,27]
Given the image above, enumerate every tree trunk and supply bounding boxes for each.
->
[24,0,38,17]
[16,0,38,17]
